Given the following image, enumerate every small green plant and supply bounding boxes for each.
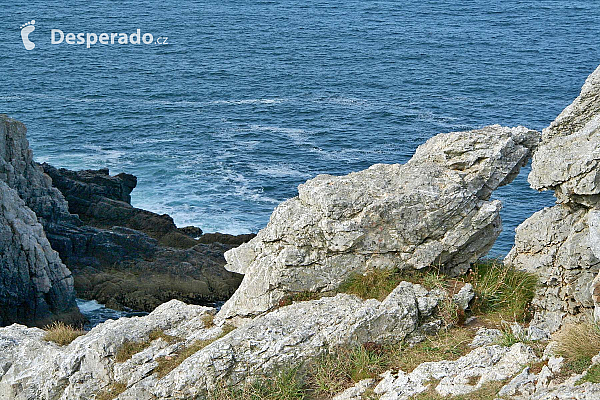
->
[43,321,85,346]
[577,363,600,385]
[556,322,600,375]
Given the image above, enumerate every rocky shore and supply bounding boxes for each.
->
[2,65,600,399]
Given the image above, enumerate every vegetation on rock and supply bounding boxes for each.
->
[43,321,85,346]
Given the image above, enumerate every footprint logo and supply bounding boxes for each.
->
[20,20,36,50]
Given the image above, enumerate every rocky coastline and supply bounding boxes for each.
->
[2,65,600,399]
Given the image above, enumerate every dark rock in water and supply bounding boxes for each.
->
[36,145,252,313]
[0,115,82,327]
[179,225,203,238]
[74,242,242,312]
[197,232,256,246]
[41,163,199,249]
[0,115,252,318]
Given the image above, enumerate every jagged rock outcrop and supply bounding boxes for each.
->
[1,115,246,314]
[373,342,538,399]
[0,115,77,230]
[0,115,81,327]
[506,65,600,331]
[41,164,198,248]
[218,125,539,321]
[0,281,444,400]
[38,163,250,311]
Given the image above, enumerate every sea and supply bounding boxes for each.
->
[2,0,599,261]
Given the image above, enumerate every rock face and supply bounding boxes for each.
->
[0,282,444,400]
[506,65,600,331]
[0,115,76,230]
[218,126,539,321]
[0,115,81,327]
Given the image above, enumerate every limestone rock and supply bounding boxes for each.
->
[529,65,600,206]
[508,65,600,329]
[452,283,474,311]
[218,126,539,320]
[373,342,538,399]
[332,379,375,400]
[0,300,218,400]
[0,282,442,400]
[152,282,433,399]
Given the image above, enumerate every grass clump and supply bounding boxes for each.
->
[556,322,600,375]
[95,382,127,400]
[393,328,475,373]
[43,321,85,346]
[201,314,215,328]
[209,368,305,400]
[115,339,151,363]
[466,260,536,323]
[307,345,387,398]
[148,328,180,343]
[337,268,444,301]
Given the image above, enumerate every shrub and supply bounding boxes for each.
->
[43,321,85,346]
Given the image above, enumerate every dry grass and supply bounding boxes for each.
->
[43,321,86,346]
[95,382,127,400]
[392,328,475,373]
[414,380,506,399]
[115,339,151,363]
[148,328,180,344]
[556,322,600,375]
[201,314,215,328]
[154,324,237,378]
[115,329,180,363]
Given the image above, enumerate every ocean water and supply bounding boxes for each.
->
[2,1,599,256]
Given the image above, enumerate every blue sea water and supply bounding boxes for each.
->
[2,1,599,256]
